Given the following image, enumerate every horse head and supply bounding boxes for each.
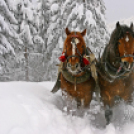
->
[111,22,134,71]
[62,28,88,75]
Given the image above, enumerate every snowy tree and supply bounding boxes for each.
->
[60,0,109,56]
[45,0,109,81]
[0,0,109,82]
[0,0,45,81]
[12,0,44,81]
[0,0,23,81]
[38,0,49,50]
[42,0,63,80]
[12,0,34,81]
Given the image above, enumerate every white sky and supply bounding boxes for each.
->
[104,0,134,23]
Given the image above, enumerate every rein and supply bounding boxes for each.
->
[98,25,134,82]
[117,54,134,59]
[99,45,131,82]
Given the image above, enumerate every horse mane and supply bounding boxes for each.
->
[109,24,134,48]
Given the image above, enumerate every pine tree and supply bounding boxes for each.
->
[13,0,30,81]
[0,0,23,81]
[45,0,109,81]
[43,0,63,80]
[0,0,109,82]
[11,0,44,81]
[28,9,45,82]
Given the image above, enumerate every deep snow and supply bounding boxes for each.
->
[0,82,134,134]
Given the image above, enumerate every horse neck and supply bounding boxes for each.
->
[103,43,120,69]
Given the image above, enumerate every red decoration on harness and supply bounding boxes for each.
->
[117,66,122,73]
[59,52,66,62]
[83,57,90,65]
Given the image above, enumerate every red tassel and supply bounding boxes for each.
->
[58,52,66,62]
[83,58,90,65]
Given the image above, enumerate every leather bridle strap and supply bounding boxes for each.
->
[120,54,134,58]
[66,55,82,63]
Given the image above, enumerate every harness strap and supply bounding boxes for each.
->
[98,44,132,82]
[86,48,100,103]
[62,69,91,84]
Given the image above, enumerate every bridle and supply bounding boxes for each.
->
[66,55,82,63]
[100,27,134,82]
[114,27,134,61]
[65,32,89,71]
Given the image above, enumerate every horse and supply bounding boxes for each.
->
[97,22,134,125]
[52,28,97,108]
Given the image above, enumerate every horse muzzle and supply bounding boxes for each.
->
[67,62,82,75]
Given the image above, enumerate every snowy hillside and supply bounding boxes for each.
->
[1,82,134,134]
[107,16,134,33]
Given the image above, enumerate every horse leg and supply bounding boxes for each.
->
[105,105,113,125]
[84,95,92,107]
[76,98,81,108]
[77,97,90,108]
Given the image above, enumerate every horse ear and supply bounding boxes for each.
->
[130,23,133,30]
[81,29,86,36]
[65,28,71,35]
[116,21,120,28]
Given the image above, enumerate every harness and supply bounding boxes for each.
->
[54,32,100,103]
[63,44,100,103]
[62,69,91,84]
[99,43,133,82]
[98,25,134,82]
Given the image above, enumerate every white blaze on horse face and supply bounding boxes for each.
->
[125,36,129,42]
[71,38,80,55]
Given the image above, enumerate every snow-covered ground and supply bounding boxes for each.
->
[0,82,134,134]
[107,16,134,33]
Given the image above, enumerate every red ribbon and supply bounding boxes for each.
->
[83,58,90,65]
[58,52,66,62]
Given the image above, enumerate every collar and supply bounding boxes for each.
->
[62,69,90,84]
[100,45,131,81]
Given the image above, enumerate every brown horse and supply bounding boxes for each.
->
[56,28,96,107]
[97,22,134,125]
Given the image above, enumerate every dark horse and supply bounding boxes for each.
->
[52,28,97,107]
[97,22,134,125]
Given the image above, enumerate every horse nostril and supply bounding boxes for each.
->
[124,61,128,66]
[75,63,79,68]
[123,61,132,68]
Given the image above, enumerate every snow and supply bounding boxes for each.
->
[77,3,84,20]
[51,3,59,13]
[0,0,17,24]
[0,82,134,134]
[0,34,15,55]
[84,10,96,26]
